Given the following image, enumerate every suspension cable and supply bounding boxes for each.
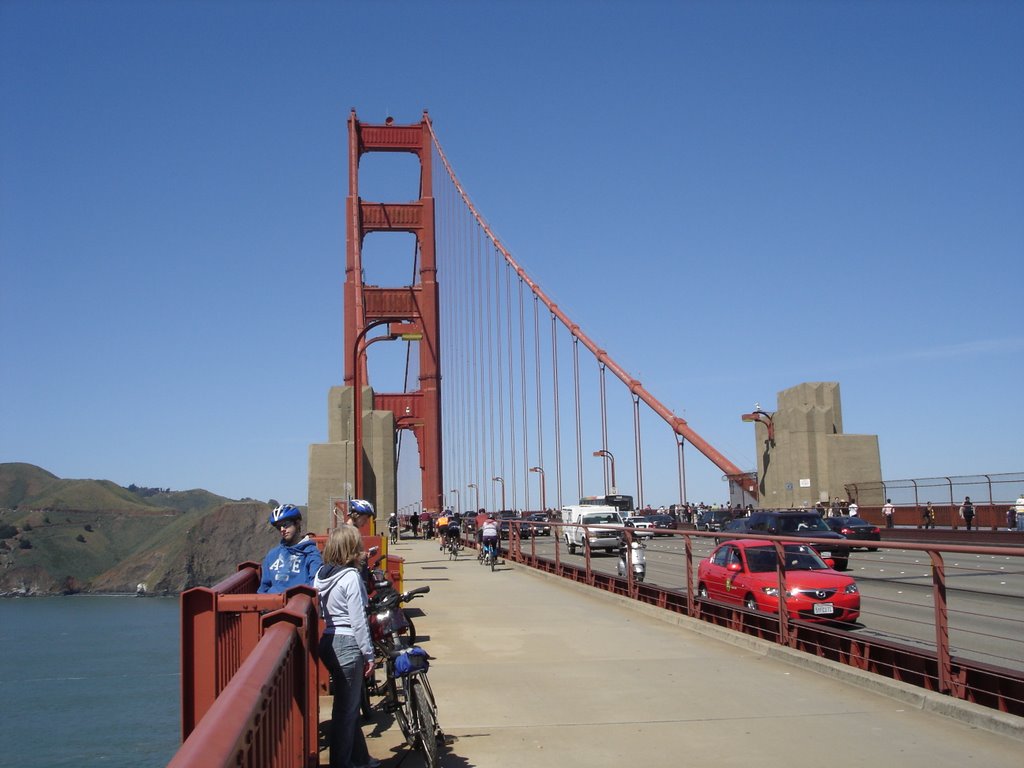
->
[426,116,746,482]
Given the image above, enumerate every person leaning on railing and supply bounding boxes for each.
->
[314,525,381,768]
[257,504,323,594]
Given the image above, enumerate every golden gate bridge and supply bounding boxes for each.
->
[168,113,1024,768]
[331,110,754,531]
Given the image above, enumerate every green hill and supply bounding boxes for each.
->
[0,463,273,595]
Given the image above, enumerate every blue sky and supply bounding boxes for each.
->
[2,1,1022,509]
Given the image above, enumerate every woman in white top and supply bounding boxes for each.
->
[314,525,378,768]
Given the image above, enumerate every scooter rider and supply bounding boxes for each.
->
[617,529,647,582]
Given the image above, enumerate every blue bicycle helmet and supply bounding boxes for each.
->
[269,504,302,526]
[348,498,375,518]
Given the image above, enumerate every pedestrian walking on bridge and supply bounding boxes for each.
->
[959,496,976,531]
[882,499,895,528]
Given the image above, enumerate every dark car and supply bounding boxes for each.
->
[824,516,880,551]
[524,512,551,537]
[715,516,754,545]
[645,514,677,535]
[497,510,518,539]
[745,510,850,570]
[697,509,734,532]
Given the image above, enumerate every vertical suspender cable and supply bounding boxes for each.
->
[677,435,687,506]
[474,223,486,505]
[533,295,544,512]
[464,216,474,506]
[573,337,583,502]
[517,277,528,511]
[505,264,516,512]
[486,236,496,497]
[551,313,563,511]
[495,247,506,505]
[633,394,644,509]
[599,363,609,494]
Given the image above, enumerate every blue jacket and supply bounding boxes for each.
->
[257,537,323,593]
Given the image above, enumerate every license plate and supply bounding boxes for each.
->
[819,551,832,558]
[813,603,834,615]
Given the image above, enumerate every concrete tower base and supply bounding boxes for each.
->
[307,385,396,535]
[753,382,883,509]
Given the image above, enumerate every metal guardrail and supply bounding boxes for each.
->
[172,586,320,768]
[847,472,1024,529]
[174,540,399,767]
[498,519,1024,717]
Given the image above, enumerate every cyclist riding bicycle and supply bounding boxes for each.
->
[435,510,450,549]
[480,514,499,563]
[445,513,462,551]
[388,511,399,542]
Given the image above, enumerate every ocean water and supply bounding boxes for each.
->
[0,596,181,768]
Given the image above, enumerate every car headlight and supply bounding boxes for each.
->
[761,586,780,597]
[844,583,859,595]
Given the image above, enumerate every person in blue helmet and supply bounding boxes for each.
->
[257,504,323,593]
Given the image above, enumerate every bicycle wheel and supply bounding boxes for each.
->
[360,676,373,721]
[413,678,440,768]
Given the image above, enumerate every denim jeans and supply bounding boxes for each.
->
[320,633,370,768]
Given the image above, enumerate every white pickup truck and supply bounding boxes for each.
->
[561,505,623,555]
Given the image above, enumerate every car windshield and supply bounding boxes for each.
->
[778,516,830,533]
[840,517,871,528]
[744,545,828,572]
[585,514,619,524]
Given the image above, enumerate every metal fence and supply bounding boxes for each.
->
[846,472,1024,528]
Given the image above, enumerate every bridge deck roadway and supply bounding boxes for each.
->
[320,536,1023,767]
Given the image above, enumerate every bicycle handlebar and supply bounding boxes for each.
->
[403,586,430,601]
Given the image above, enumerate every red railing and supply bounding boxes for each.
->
[174,581,320,767]
[174,541,402,767]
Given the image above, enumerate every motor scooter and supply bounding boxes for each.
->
[616,536,646,582]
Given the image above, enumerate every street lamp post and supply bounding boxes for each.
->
[449,488,460,517]
[492,476,506,513]
[529,466,546,513]
[351,321,422,500]
[593,449,617,495]
[467,483,479,514]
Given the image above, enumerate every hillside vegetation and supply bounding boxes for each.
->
[0,463,279,595]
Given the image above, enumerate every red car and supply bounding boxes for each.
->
[697,539,860,623]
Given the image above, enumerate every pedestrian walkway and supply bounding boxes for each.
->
[320,536,1023,767]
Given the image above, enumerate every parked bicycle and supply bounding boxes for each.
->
[366,583,444,767]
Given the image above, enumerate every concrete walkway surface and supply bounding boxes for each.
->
[320,536,1023,767]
